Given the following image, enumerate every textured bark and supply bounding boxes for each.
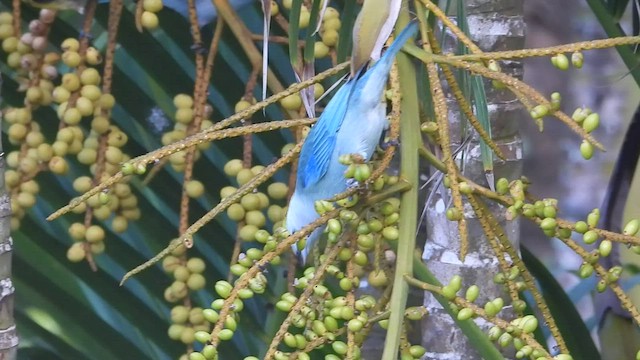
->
[0,74,18,359]
[420,1,525,359]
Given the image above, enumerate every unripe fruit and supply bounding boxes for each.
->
[223,161,244,179]
[141,11,159,29]
[580,140,594,160]
[280,94,302,110]
[540,218,557,231]
[245,210,266,227]
[322,29,339,47]
[599,240,612,257]
[226,203,245,221]
[67,243,86,262]
[465,285,480,302]
[239,224,258,242]
[143,0,163,12]
[368,269,388,287]
[571,52,584,68]
[551,53,569,70]
[457,308,474,321]
[267,182,288,200]
[530,104,549,119]
[187,273,206,290]
[624,219,639,236]
[314,42,329,58]
[582,113,600,133]
[583,230,598,244]
[186,180,205,198]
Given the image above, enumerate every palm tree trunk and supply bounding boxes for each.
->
[420,0,525,358]
[0,74,18,359]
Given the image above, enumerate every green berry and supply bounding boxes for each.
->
[457,308,474,321]
[582,113,600,133]
[530,104,549,119]
[195,331,211,343]
[579,263,594,278]
[540,218,557,231]
[465,285,480,302]
[599,240,612,257]
[217,329,233,341]
[551,53,569,70]
[575,221,588,234]
[571,52,584,68]
[624,219,640,236]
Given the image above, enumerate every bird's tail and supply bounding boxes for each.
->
[355,21,418,100]
[374,21,419,74]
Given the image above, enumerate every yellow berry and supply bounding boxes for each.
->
[75,96,94,116]
[81,85,102,101]
[62,50,81,68]
[323,18,341,31]
[236,168,254,186]
[80,68,101,85]
[245,210,266,227]
[234,100,251,113]
[173,94,193,109]
[61,73,81,91]
[185,180,205,198]
[7,123,28,141]
[175,108,194,124]
[48,156,69,174]
[267,182,288,200]
[141,11,159,30]
[143,0,163,12]
[298,9,311,28]
[25,86,43,104]
[85,47,102,65]
[314,41,329,58]
[227,203,245,221]
[67,243,86,262]
[52,86,70,103]
[0,24,13,40]
[313,83,324,99]
[270,1,279,16]
[61,38,79,51]
[85,225,105,243]
[91,116,111,134]
[321,29,339,47]
[224,159,244,177]
[98,94,116,109]
[280,94,302,111]
[324,7,339,20]
[112,216,128,233]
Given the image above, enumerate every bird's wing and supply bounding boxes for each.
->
[297,79,357,189]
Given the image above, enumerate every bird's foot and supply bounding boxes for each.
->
[78,31,93,41]
[380,138,399,150]
[348,153,365,164]
[346,178,358,188]
[191,42,207,55]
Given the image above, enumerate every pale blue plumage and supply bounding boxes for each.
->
[286,22,418,263]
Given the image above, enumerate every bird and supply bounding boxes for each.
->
[286,21,418,264]
[22,0,254,26]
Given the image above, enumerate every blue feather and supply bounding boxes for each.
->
[297,78,357,189]
[287,22,418,263]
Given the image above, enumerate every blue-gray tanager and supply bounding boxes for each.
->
[286,22,417,263]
